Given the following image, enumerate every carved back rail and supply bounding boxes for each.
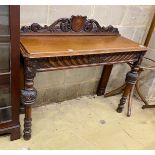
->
[20,15,120,36]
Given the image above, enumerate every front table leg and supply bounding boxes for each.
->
[21,58,37,140]
[116,66,138,116]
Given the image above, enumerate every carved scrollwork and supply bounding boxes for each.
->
[59,19,71,32]
[21,23,48,33]
[21,15,119,34]
[24,58,38,79]
[84,20,94,32]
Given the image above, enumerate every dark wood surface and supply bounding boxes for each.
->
[0,6,20,141]
[20,15,147,140]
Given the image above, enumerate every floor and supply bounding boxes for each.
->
[1,95,155,150]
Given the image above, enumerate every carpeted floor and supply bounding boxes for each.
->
[0,95,155,150]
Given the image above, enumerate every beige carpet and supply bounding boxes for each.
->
[0,95,155,150]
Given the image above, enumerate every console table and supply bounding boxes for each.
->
[20,15,147,140]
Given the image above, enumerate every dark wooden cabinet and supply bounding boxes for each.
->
[0,5,20,140]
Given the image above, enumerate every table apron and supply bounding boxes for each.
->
[24,51,145,72]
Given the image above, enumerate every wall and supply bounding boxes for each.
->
[20,5,155,106]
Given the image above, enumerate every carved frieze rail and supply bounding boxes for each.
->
[20,15,119,35]
[27,52,142,72]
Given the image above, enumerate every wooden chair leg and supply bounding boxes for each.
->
[134,80,155,109]
[134,69,155,109]
[127,85,135,117]
[104,84,126,97]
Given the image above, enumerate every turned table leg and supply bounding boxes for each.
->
[24,105,32,140]
[21,58,37,140]
[116,66,139,116]
[97,65,113,96]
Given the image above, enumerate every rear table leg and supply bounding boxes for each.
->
[97,65,113,96]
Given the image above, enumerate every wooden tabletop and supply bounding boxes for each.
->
[20,35,147,58]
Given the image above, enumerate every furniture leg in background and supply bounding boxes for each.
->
[21,58,37,140]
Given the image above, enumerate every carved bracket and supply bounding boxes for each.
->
[21,15,119,34]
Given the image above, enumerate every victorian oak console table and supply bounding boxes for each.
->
[20,16,147,140]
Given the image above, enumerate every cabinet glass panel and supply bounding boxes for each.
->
[0,6,9,42]
[0,6,12,125]
[0,6,9,16]
[0,107,12,123]
[0,43,10,73]
[0,74,11,124]
[0,6,9,35]
[0,74,11,107]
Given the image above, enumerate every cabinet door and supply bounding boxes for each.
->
[0,5,12,124]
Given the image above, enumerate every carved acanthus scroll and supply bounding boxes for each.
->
[21,15,119,34]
